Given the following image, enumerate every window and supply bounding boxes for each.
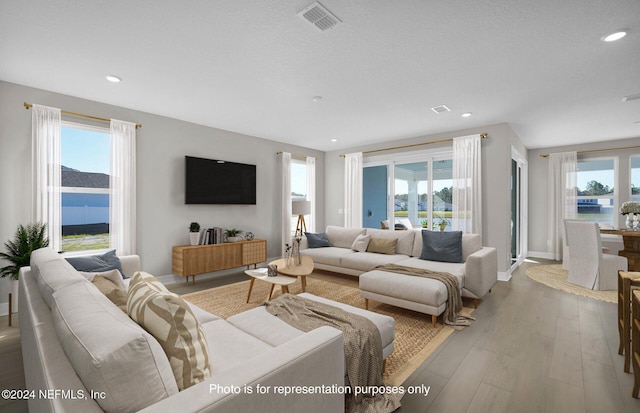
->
[290,160,310,237]
[363,151,453,231]
[60,123,111,252]
[576,158,616,226]
[631,156,640,202]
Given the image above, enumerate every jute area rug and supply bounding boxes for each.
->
[183,272,463,386]
[525,264,616,303]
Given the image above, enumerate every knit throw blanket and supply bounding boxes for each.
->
[264,294,401,413]
[375,263,474,328]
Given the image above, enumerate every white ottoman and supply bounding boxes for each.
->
[359,269,448,326]
[227,293,395,360]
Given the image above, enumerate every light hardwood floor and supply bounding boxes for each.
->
[1,259,639,412]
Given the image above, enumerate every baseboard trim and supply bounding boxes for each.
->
[498,271,512,282]
[527,251,556,260]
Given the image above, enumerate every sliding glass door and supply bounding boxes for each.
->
[363,151,452,230]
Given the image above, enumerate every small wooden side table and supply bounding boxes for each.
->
[268,256,314,292]
[244,269,297,303]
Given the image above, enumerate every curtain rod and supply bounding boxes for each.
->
[338,133,487,157]
[539,144,640,158]
[24,102,142,129]
[276,151,316,160]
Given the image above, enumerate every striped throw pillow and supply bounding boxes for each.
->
[127,271,211,390]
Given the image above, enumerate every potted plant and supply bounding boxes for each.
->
[189,222,201,246]
[0,222,49,313]
[436,217,450,232]
[224,228,243,243]
[420,219,429,228]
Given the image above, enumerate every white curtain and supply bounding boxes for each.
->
[32,104,62,251]
[344,152,363,228]
[452,134,482,234]
[110,119,137,255]
[548,151,577,260]
[306,156,316,232]
[281,152,292,251]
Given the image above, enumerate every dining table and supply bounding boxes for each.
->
[600,228,640,271]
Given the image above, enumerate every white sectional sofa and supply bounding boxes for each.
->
[301,226,498,324]
[19,247,345,413]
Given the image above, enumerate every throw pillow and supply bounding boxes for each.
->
[127,271,211,390]
[367,237,397,255]
[92,275,128,312]
[66,250,127,278]
[79,269,125,290]
[351,234,372,252]
[420,230,463,263]
[305,232,332,248]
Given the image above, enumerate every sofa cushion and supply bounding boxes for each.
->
[351,234,371,252]
[365,228,415,256]
[411,231,482,260]
[128,271,211,391]
[367,237,397,255]
[31,248,86,309]
[341,252,409,272]
[301,247,355,267]
[65,249,126,278]
[51,281,178,413]
[359,270,449,308]
[325,226,366,249]
[305,232,332,248]
[201,318,274,373]
[420,230,463,263]
[395,257,465,287]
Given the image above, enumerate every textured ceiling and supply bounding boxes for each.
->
[1,0,639,151]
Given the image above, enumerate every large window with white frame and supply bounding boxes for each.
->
[60,122,111,252]
[363,150,453,231]
[576,157,616,226]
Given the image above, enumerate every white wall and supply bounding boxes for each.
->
[528,137,640,257]
[0,80,325,312]
[323,122,527,275]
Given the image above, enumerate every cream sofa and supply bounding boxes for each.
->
[301,226,498,324]
[19,247,344,413]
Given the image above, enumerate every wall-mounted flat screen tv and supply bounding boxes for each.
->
[185,156,256,205]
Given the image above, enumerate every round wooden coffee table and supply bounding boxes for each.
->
[268,256,314,292]
[244,268,297,303]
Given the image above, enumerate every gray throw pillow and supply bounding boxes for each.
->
[66,249,127,278]
[420,230,463,263]
[305,232,332,248]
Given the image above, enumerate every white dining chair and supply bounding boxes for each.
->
[565,220,627,290]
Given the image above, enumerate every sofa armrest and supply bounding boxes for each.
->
[138,326,344,413]
[464,247,498,299]
[119,255,141,278]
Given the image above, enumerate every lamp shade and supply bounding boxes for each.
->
[292,200,311,215]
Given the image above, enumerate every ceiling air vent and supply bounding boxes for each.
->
[298,2,341,32]
[430,105,451,114]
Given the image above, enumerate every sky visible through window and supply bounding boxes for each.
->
[61,126,110,173]
[291,162,307,197]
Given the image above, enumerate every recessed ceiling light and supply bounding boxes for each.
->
[461,112,472,118]
[312,96,323,102]
[602,31,627,42]
[331,138,338,142]
[105,75,121,83]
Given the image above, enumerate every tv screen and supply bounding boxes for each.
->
[185,156,256,205]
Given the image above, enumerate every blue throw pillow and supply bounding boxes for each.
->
[304,232,332,248]
[66,250,127,278]
[420,230,463,263]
